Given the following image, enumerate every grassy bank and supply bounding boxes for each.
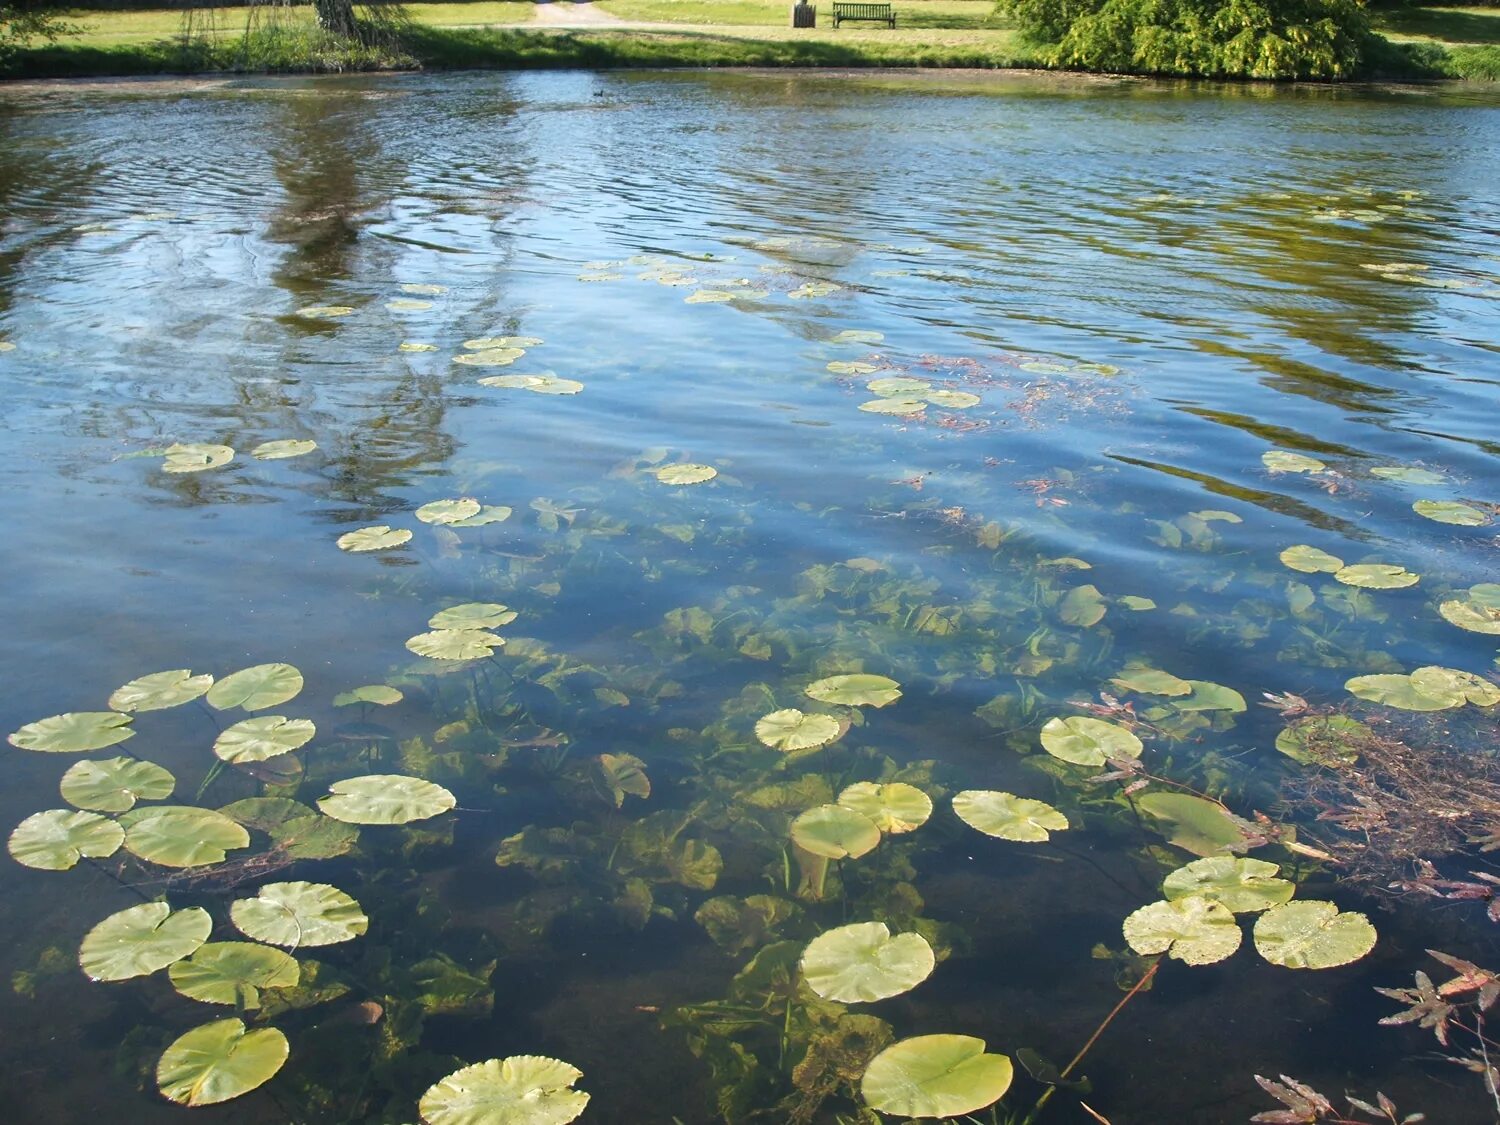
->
[2,0,1497,81]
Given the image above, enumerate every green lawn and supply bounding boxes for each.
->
[594,0,1012,29]
[1374,3,1500,45]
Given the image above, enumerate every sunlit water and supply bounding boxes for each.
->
[1,69,1498,1123]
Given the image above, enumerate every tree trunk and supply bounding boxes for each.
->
[313,0,359,38]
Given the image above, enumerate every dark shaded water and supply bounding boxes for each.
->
[1,68,1498,1124]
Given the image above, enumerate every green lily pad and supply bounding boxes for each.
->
[828,361,879,376]
[333,685,404,707]
[805,674,902,708]
[478,373,549,390]
[400,341,440,352]
[60,756,174,812]
[1440,588,1500,635]
[1370,466,1445,485]
[168,942,300,1007]
[429,603,517,631]
[1413,500,1490,526]
[952,791,1068,842]
[1059,584,1107,627]
[859,396,927,415]
[230,881,369,948]
[1109,666,1192,697]
[406,629,506,660]
[387,297,433,311]
[337,525,412,552]
[1118,595,1156,610]
[157,1018,289,1106]
[8,809,124,870]
[1345,672,1461,711]
[790,805,882,860]
[1161,857,1293,913]
[417,498,482,525]
[926,390,982,409]
[207,663,303,712]
[163,443,234,473]
[213,716,315,763]
[831,329,884,344]
[295,305,353,319]
[121,806,250,867]
[1334,563,1420,589]
[1122,895,1241,965]
[789,281,841,299]
[1137,792,1249,857]
[464,336,541,349]
[317,774,456,825]
[1019,361,1069,374]
[685,289,736,303]
[251,439,317,460]
[1039,716,1142,766]
[454,348,525,367]
[655,464,717,486]
[1410,665,1500,707]
[1253,900,1377,969]
[861,1034,1013,1119]
[448,504,513,527]
[867,377,932,397]
[836,782,932,834]
[1274,715,1368,766]
[8,711,133,753]
[109,669,213,712]
[218,798,360,860]
[1279,545,1344,574]
[801,921,935,1003]
[419,1056,589,1125]
[401,283,447,295]
[1262,450,1326,473]
[1174,680,1247,713]
[79,901,211,981]
[525,376,584,395]
[755,709,843,752]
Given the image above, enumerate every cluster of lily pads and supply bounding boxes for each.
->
[338,496,514,554]
[1263,448,1493,526]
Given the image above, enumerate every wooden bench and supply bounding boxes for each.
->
[832,1,895,27]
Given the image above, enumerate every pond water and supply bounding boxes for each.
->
[1,68,1498,1124]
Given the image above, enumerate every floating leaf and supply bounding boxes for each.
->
[790,805,882,860]
[1019,361,1069,374]
[60,756,174,812]
[525,376,584,395]
[401,283,447,296]
[122,806,250,867]
[1274,715,1368,766]
[789,282,840,299]
[655,464,717,486]
[831,329,884,344]
[1190,510,1242,523]
[1039,716,1142,766]
[295,305,353,319]
[755,709,843,752]
[251,439,317,460]
[1122,895,1241,965]
[317,774,456,825]
[1414,500,1489,526]
[952,791,1068,842]
[168,943,300,1007]
[685,289,736,303]
[926,390,981,408]
[8,711,133,753]
[338,524,412,551]
[79,902,211,981]
[333,685,404,707]
[861,1034,1013,1119]
[406,629,506,660]
[1137,793,1248,857]
[207,664,303,711]
[1253,901,1377,969]
[157,1018,289,1106]
[1174,680,1247,713]
[449,505,514,527]
[1410,665,1500,707]
[806,674,902,708]
[213,716,315,763]
[108,668,213,713]
[464,336,541,349]
[162,443,234,473]
[1262,450,1326,474]
[401,341,439,352]
[1335,563,1420,590]
[231,881,368,948]
[419,1056,589,1125]
[828,361,878,375]
[218,798,360,860]
[386,297,433,311]
[1345,672,1461,711]
[417,498,482,525]
[429,603,517,631]
[1279,545,1344,574]
[837,782,931,834]
[859,396,927,415]
[1109,666,1192,697]
[867,376,932,397]
[1059,585,1107,627]
[592,753,650,807]
[1371,466,1445,485]
[1118,595,1156,611]
[801,922,935,1003]
[1162,857,1293,913]
[454,348,525,366]
[8,809,123,870]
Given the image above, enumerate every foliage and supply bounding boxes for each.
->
[0,2,70,65]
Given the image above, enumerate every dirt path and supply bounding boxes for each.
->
[526,1,631,27]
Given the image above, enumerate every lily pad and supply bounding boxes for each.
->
[109,669,213,712]
[162,443,234,473]
[1174,680,1247,713]
[1334,563,1420,590]
[1371,466,1445,485]
[861,1034,1013,1119]
[1414,500,1490,526]
[790,805,882,860]
[1262,450,1326,474]
[805,674,902,708]
[157,1018,289,1106]
[417,498,482,525]
[1253,901,1377,969]
[1410,665,1500,707]
[755,709,843,752]
[251,439,317,460]
[60,756,174,812]
[1039,716,1142,766]
[926,390,981,409]
[1109,666,1192,697]
[400,341,440,352]
[213,716,315,763]
[801,922,935,1003]
[526,376,584,395]
[867,377,932,397]
[337,525,412,552]
[449,505,514,527]
[464,336,541,349]
[454,348,525,367]
[430,603,517,631]
[1161,857,1293,913]
[168,942,300,1007]
[207,663,303,711]
[9,711,133,753]
[952,791,1068,842]
[419,1056,589,1125]
[1059,585,1107,627]
[1137,793,1249,857]
[1440,586,1500,635]
[1274,715,1368,766]
[831,329,884,344]
[333,685,404,707]
[837,782,932,834]
[1279,545,1344,574]
[8,809,124,870]
[1345,672,1461,711]
[295,305,353,319]
[828,361,878,376]
[317,774,456,825]
[386,297,433,311]
[122,806,250,867]
[79,901,211,981]
[231,881,369,948]
[401,283,447,296]
[1122,895,1242,965]
[406,629,506,660]
[686,289,736,303]
[655,464,717,486]
[859,396,927,415]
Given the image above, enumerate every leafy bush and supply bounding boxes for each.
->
[1004,0,1373,78]
[0,2,70,64]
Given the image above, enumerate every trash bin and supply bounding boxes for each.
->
[790,3,816,26]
